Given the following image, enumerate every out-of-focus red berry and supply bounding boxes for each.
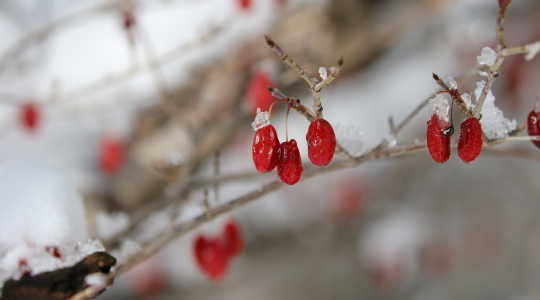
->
[306,119,336,166]
[277,139,303,185]
[194,235,229,281]
[457,118,483,164]
[21,103,39,132]
[222,220,243,258]
[426,114,451,163]
[127,257,167,297]
[253,124,280,173]
[18,259,32,275]
[330,177,367,221]
[238,0,251,10]
[99,135,125,175]
[246,71,275,116]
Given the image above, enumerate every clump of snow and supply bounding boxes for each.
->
[474,86,517,139]
[0,160,106,286]
[429,94,449,122]
[85,272,108,286]
[251,108,270,131]
[319,67,328,80]
[448,77,457,90]
[477,47,498,67]
[95,211,130,240]
[384,134,397,148]
[332,123,364,157]
[525,41,540,61]
[110,240,141,265]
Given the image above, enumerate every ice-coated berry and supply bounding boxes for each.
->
[306,119,336,166]
[194,235,229,281]
[222,220,243,258]
[277,139,303,185]
[99,135,125,175]
[21,103,39,132]
[426,114,451,163]
[253,124,280,173]
[457,118,483,164]
[527,109,540,148]
[246,70,274,115]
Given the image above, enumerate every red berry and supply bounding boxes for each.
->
[21,103,39,132]
[238,0,251,9]
[194,235,229,281]
[253,124,280,173]
[127,257,167,297]
[277,139,303,185]
[99,135,125,175]
[222,220,243,258]
[426,114,451,163]
[123,11,136,29]
[246,71,274,116]
[527,109,540,148]
[457,118,483,164]
[306,119,336,166]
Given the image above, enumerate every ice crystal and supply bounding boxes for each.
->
[474,86,516,139]
[252,108,270,131]
[461,93,475,110]
[448,77,457,90]
[477,47,497,67]
[333,123,364,157]
[429,94,449,122]
[319,67,328,80]
[525,41,540,61]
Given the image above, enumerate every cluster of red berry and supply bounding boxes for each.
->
[426,87,483,164]
[193,220,243,281]
[252,97,336,185]
[99,135,125,175]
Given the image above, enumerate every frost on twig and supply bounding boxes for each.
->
[477,47,498,67]
[524,41,540,61]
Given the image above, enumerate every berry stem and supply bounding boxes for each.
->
[286,106,291,142]
[437,90,472,119]
[297,103,318,120]
[534,93,540,112]
[268,100,285,120]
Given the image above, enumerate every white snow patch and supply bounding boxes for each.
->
[525,41,540,61]
[251,108,270,131]
[429,94,449,122]
[474,87,517,139]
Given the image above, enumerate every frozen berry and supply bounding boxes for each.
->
[277,139,303,185]
[238,0,251,9]
[246,70,274,115]
[194,235,229,281]
[527,109,540,148]
[306,119,336,166]
[99,135,125,175]
[457,118,483,164]
[222,220,243,258]
[21,103,39,132]
[426,114,451,163]
[253,124,280,173]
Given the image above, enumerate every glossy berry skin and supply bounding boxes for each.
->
[253,124,280,173]
[246,71,274,115]
[527,109,540,148]
[194,235,229,281]
[99,135,124,175]
[458,118,483,164]
[223,220,243,258]
[426,114,451,163]
[306,119,336,166]
[277,139,303,185]
[21,103,39,132]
